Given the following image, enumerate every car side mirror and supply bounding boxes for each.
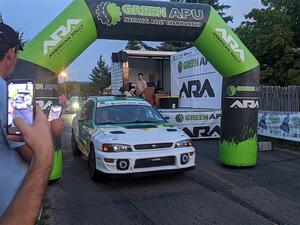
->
[164,116,170,120]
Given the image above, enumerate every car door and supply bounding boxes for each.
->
[78,100,95,153]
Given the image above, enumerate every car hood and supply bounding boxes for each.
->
[95,124,189,145]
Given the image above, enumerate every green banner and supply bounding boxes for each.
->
[195,7,259,77]
[18,0,97,74]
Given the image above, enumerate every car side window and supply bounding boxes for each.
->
[86,101,95,122]
[80,100,94,122]
[80,103,89,121]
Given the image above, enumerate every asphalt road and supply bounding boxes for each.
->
[44,114,300,225]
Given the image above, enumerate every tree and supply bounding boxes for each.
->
[89,55,111,94]
[17,30,29,48]
[157,0,233,51]
[235,0,300,86]
[125,40,142,50]
[125,40,158,51]
[261,0,300,46]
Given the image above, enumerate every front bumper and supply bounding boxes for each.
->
[94,147,195,174]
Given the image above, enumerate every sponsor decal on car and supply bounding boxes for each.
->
[97,101,149,107]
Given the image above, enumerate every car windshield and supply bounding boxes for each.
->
[69,96,79,102]
[95,104,166,125]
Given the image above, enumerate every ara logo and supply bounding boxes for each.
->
[180,79,215,98]
[36,100,53,110]
[183,126,220,138]
[44,19,82,55]
[215,28,245,62]
[230,100,259,109]
[96,2,122,26]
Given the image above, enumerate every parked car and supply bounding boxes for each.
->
[71,96,195,181]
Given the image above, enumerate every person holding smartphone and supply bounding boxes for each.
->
[0,22,62,225]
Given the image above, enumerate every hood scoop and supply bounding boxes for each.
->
[110,131,126,134]
[167,128,177,132]
[124,125,158,129]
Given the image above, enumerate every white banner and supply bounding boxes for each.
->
[171,47,222,109]
[162,110,221,139]
[161,109,300,142]
[258,111,300,142]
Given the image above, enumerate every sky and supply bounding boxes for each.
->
[1,0,263,82]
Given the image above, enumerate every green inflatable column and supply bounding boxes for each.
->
[13,0,98,180]
[195,8,260,166]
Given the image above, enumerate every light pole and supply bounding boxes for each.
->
[60,71,68,96]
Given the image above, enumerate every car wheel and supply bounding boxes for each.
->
[71,130,81,156]
[88,146,103,182]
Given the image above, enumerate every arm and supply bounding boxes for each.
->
[0,106,54,225]
[143,80,148,89]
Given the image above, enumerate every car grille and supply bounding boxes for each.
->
[134,156,175,169]
[134,143,173,150]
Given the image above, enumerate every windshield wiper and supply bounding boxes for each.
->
[97,122,118,125]
[127,120,161,124]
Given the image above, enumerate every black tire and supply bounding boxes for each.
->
[88,145,103,182]
[71,130,81,156]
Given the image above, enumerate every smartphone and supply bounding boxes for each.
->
[48,105,63,121]
[7,80,35,135]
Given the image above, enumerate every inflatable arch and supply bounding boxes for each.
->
[13,0,260,176]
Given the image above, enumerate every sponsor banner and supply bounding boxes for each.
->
[86,0,210,41]
[162,109,300,142]
[13,60,60,114]
[258,112,300,142]
[162,110,221,139]
[171,47,222,109]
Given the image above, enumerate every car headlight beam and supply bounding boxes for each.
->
[72,102,80,109]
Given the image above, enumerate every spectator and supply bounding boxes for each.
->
[135,73,147,98]
[129,88,136,96]
[59,94,67,108]
[119,87,132,97]
[0,22,63,225]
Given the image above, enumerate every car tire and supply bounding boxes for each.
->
[71,130,81,156]
[88,146,103,182]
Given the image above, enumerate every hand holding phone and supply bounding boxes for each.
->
[7,80,35,135]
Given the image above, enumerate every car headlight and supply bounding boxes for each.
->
[102,144,132,152]
[175,139,193,148]
[72,102,80,109]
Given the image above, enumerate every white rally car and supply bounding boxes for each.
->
[71,96,195,181]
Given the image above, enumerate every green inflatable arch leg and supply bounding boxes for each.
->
[194,8,260,166]
[13,0,260,172]
[49,149,63,181]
